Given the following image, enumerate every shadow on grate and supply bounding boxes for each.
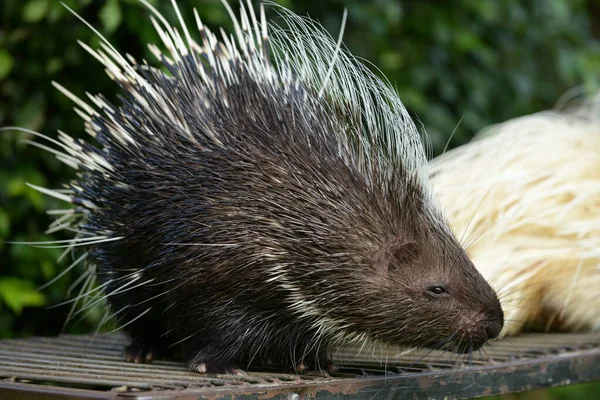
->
[0,332,598,399]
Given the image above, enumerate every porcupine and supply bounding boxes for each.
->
[429,94,600,336]
[16,0,504,374]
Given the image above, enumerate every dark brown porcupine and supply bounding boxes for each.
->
[17,0,503,374]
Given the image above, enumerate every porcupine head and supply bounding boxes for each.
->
[23,0,504,374]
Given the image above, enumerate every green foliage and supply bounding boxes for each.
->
[0,276,46,315]
[320,0,600,150]
[1,0,599,341]
[482,381,600,400]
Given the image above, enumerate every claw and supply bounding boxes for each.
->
[189,360,243,375]
[325,360,338,373]
[294,361,306,373]
[195,362,207,373]
[125,344,161,364]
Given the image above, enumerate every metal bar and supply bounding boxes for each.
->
[0,381,116,400]
[0,332,598,399]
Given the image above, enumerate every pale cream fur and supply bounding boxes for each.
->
[430,99,600,336]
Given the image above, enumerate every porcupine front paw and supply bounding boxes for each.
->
[324,360,339,374]
[183,341,247,375]
[125,343,164,363]
[124,334,170,363]
[294,359,338,376]
[188,360,246,375]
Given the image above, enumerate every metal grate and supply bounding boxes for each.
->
[0,332,598,399]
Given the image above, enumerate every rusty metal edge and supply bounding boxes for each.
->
[113,348,600,400]
[0,348,597,400]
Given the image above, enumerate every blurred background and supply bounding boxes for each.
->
[0,0,599,398]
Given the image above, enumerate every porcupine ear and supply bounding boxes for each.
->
[373,239,421,277]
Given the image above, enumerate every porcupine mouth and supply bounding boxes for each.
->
[425,331,489,354]
[427,314,503,353]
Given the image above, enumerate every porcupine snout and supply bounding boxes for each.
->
[454,268,504,352]
[484,309,503,340]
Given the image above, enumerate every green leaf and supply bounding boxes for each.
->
[25,186,47,212]
[0,209,9,237]
[99,0,123,34]
[6,179,27,197]
[23,0,50,23]
[0,277,47,315]
[40,260,56,281]
[46,57,63,75]
[14,95,46,131]
[0,50,14,81]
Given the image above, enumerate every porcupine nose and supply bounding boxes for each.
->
[485,319,502,340]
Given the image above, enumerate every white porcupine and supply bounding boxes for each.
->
[15,0,503,373]
[430,94,600,337]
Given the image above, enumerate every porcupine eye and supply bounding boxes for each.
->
[426,285,448,297]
